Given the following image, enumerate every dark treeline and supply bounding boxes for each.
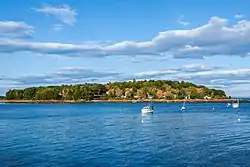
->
[4,80,227,100]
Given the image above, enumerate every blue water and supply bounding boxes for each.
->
[0,102,250,167]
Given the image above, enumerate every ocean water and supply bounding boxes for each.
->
[0,102,250,167]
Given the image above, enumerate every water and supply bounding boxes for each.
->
[0,102,250,167]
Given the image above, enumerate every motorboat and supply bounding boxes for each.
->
[141,93,154,114]
[141,105,153,114]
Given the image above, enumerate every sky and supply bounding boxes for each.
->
[1,0,250,97]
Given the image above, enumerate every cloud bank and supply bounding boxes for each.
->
[1,67,121,86]
[1,16,250,59]
[0,21,34,38]
[132,65,250,93]
[1,64,250,96]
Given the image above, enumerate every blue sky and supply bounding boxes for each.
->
[1,0,250,96]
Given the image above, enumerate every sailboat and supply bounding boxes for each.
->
[232,98,239,109]
[181,99,186,111]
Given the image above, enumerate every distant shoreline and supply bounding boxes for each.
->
[1,99,250,103]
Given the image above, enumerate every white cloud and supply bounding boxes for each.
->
[2,64,250,96]
[2,16,250,59]
[130,56,165,63]
[211,79,250,85]
[134,69,177,79]
[129,65,250,96]
[177,20,190,26]
[34,4,77,26]
[0,39,104,56]
[224,84,250,97]
[1,67,121,86]
[51,24,63,31]
[176,15,190,26]
[182,64,223,72]
[0,21,34,38]
[132,64,225,79]
[175,69,250,80]
[235,14,244,19]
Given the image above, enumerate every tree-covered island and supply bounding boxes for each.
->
[3,80,227,102]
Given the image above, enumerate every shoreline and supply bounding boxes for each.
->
[1,99,249,103]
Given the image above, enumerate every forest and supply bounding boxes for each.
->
[4,80,227,100]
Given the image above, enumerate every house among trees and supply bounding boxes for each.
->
[204,95,212,100]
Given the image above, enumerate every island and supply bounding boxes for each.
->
[0,79,246,103]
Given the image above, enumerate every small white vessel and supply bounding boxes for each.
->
[141,105,153,114]
[180,99,186,111]
[226,103,231,107]
[232,99,239,109]
[141,93,154,114]
[141,99,154,114]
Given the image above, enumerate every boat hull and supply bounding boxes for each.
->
[141,108,153,114]
[232,103,239,109]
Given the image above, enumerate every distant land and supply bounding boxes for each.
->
[1,79,242,103]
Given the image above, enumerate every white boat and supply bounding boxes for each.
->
[232,99,239,109]
[141,93,154,114]
[180,99,186,111]
[181,106,186,111]
[141,99,154,114]
[141,105,154,114]
[232,103,239,109]
[226,103,231,107]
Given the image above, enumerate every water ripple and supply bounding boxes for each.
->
[1,102,250,166]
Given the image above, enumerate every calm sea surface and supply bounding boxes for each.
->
[0,102,250,167]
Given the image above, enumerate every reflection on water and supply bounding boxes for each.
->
[141,112,153,124]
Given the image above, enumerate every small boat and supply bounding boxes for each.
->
[180,98,186,111]
[226,103,231,107]
[232,99,239,109]
[141,93,154,114]
[181,106,186,111]
[141,105,153,114]
[141,100,154,114]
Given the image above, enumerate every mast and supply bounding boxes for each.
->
[148,93,153,110]
[183,96,186,107]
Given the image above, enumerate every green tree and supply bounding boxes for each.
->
[4,80,227,100]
